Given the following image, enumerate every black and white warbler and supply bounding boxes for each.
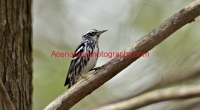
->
[64,29,107,88]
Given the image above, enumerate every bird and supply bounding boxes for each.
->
[64,29,107,89]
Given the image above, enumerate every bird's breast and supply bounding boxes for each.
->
[80,45,99,74]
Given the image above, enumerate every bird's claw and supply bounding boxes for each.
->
[80,74,89,81]
[90,66,104,72]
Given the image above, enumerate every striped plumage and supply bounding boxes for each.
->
[64,29,107,88]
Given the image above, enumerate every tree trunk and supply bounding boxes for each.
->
[0,0,32,110]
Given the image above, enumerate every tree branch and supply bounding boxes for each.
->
[44,0,200,110]
[135,68,200,97]
[95,84,200,110]
[0,79,15,110]
[96,68,200,108]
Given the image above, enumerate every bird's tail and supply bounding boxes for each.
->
[64,73,71,88]
[64,73,78,89]
[64,77,69,86]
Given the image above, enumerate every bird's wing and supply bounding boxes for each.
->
[64,42,86,88]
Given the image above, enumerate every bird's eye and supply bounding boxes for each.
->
[89,32,96,36]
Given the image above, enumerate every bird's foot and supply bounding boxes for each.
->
[79,74,89,81]
[90,66,104,72]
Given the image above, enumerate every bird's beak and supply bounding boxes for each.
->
[98,30,107,35]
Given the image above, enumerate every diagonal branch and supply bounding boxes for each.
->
[44,0,200,110]
[96,68,200,108]
[95,84,200,110]
[0,79,15,110]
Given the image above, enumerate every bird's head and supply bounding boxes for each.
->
[82,29,107,42]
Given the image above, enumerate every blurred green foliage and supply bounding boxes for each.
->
[33,0,200,110]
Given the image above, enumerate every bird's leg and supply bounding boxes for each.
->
[79,73,89,81]
[90,66,103,71]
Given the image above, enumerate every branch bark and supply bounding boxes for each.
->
[95,84,200,110]
[44,0,200,110]
[0,79,15,110]
[96,67,200,109]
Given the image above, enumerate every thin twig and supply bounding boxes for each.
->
[0,79,15,110]
[95,84,200,110]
